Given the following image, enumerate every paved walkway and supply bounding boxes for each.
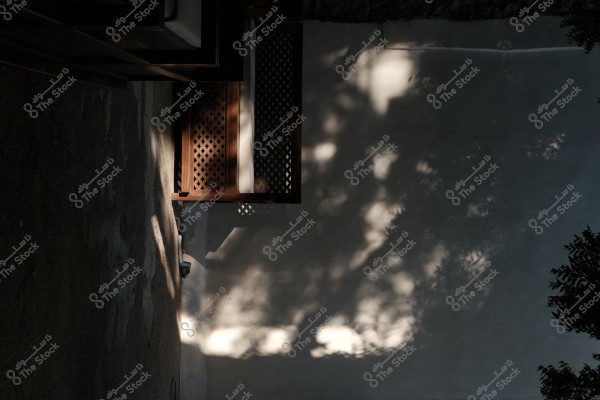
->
[0,68,181,399]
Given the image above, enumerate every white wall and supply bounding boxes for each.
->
[181,18,600,400]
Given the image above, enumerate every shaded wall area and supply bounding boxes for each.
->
[182,18,600,400]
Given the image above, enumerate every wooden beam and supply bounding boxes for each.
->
[171,192,301,203]
[226,82,240,196]
[180,111,193,193]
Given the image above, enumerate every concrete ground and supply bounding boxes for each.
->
[0,65,181,399]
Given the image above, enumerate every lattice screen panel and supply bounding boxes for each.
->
[173,23,301,203]
[236,203,277,216]
[191,83,228,192]
[253,30,297,194]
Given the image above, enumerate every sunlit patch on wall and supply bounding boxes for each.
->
[421,243,449,284]
[373,149,398,180]
[390,271,415,296]
[382,317,415,349]
[460,250,490,275]
[466,196,496,218]
[416,160,436,175]
[311,325,363,357]
[526,132,565,160]
[312,142,338,174]
[352,292,416,353]
[362,200,404,234]
[152,214,175,299]
[349,197,404,269]
[302,141,338,179]
[353,51,414,116]
[314,142,337,163]
[257,327,289,355]
[216,266,271,326]
[204,327,247,357]
[323,112,343,135]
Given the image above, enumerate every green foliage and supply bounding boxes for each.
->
[539,227,600,399]
[539,358,600,400]
[547,227,600,339]
[561,10,600,53]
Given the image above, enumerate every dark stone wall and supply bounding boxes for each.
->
[302,0,597,22]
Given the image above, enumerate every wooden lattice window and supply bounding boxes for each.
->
[173,23,302,203]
